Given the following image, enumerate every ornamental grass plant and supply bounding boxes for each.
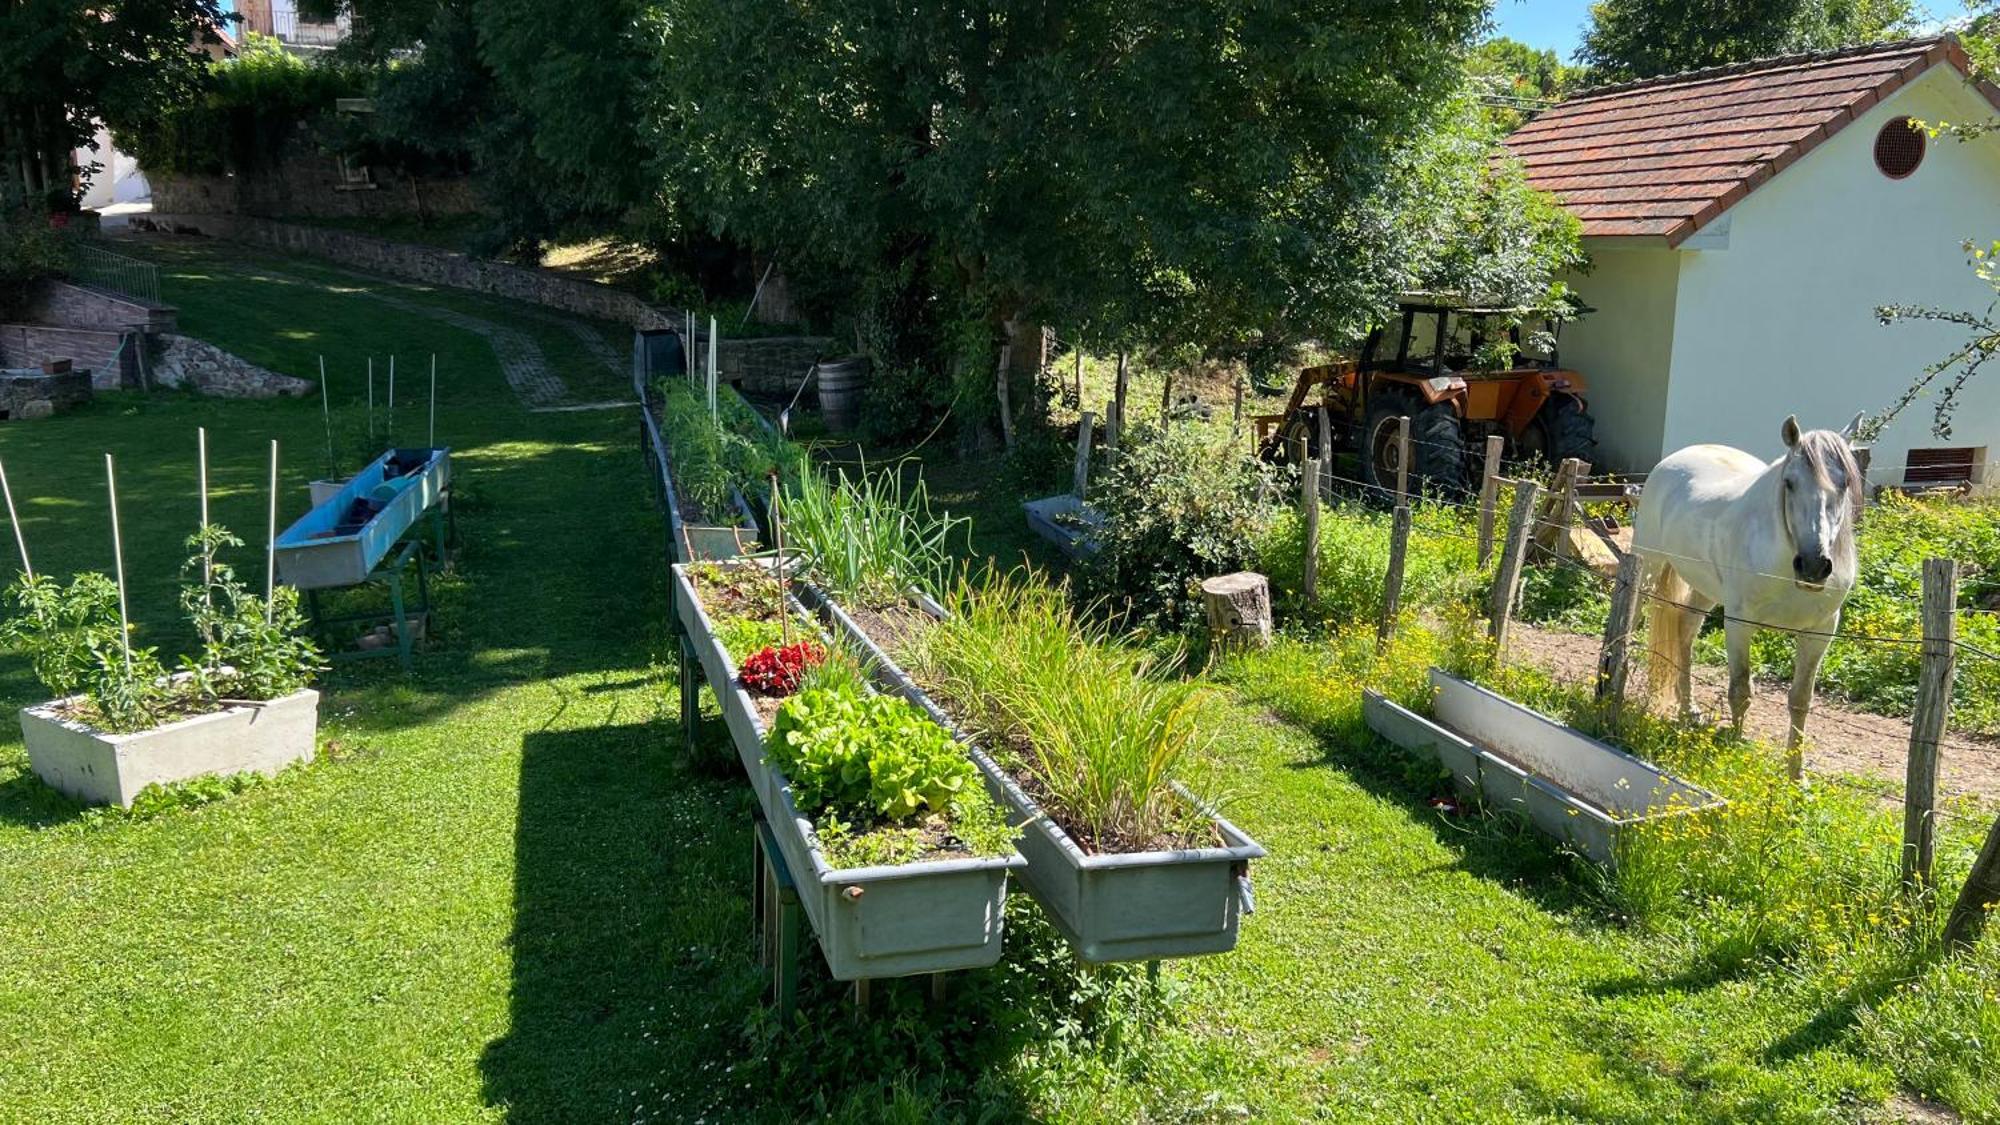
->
[907,571,1215,851]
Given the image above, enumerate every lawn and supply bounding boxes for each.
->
[0,239,1994,1123]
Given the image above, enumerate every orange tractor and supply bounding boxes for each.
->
[1254,298,1596,493]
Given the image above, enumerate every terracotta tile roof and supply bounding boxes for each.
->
[1503,36,2000,245]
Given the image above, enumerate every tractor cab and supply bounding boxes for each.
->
[1255,297,1596,494]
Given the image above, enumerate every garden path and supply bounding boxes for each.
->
[1510,622,2000,802]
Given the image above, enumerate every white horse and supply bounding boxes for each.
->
[1633,413,1866,779]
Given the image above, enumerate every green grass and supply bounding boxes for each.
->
[1,239,1997,1123]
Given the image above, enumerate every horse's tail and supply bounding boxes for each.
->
[1644,556,1693,713]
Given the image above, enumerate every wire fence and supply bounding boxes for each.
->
[65,240,160,307]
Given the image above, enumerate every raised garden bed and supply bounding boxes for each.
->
[20,687,319,808]
[1363,669,1726,865]
[797,583,1265,964]
[670,560,1025,980]
[641,384,761,564]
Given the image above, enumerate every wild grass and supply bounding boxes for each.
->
[779,461,967,605]
[905,571,1213,850]
[1255,500,1487,627]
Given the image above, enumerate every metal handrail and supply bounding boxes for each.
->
[65,241,160,307]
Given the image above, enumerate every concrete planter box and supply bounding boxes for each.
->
[1362,669,1726,865]
[672,563,1025,980]
[800,583,1265,963]
[20,688,320,808]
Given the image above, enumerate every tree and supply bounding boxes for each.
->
[1578,0,1913,82]
[657,0,1498,425]
[1872,240,2000,442]
[0,0,226,210]
[1468,37,1582,133]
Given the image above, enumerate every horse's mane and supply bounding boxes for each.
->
[1794,429,1863,508]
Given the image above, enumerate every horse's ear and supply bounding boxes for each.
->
[1840,411,1866,440]
[1781,415,1801,448]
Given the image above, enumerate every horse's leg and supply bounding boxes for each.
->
[1724,615,1755,736]
[1786,630,1832,783]
[1674,599,1709,722]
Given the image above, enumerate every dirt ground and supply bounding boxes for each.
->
[1509,623,2000,804]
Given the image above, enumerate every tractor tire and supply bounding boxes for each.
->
[1362,390,1466,497]
[1270,412,1317,466]
[1518,392,1597,469]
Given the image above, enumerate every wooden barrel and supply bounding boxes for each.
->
[816,356,870,431]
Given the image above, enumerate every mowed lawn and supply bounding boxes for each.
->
[0,238,1986,1123]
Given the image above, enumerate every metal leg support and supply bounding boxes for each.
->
[679,632,699,753]
[752,816,800,1022]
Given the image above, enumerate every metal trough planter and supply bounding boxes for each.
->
[640,390,758,565]
[670,563,1025,980]
[1363,669,1726,865]
[276,447,450,590]
[798,582,1265,963]
[1022,494,1102,561]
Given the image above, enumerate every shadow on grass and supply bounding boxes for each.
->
[0,766,85,828]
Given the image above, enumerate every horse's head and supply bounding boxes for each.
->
[1778,413,1865,589]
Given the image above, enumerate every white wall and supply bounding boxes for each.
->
[1665,64,2000,487]
[1553,247,1681,472]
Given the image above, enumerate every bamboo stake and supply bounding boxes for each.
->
[104,454,131,672]
[707,316,719,417]
[0,458,32,579]
[1903,558,1958,891]
[318,356,337,478]
[770,471,788,647]
[367,358,376,443]
[429,354,437,447]
[198,427,212,608]
[388,355,396,445]
[265,440,278,623]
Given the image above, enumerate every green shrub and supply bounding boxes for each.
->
[1082,422,1276,628]
[117,34,369,177]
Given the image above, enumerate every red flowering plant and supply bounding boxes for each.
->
[740,640,825,696]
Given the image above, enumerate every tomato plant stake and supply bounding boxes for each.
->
[103,453,131,672]
[198,426,211,609]
[265,439,278,623]
[367,357,376,443]
[387,355,396,445]
[428,354,437,446]
[0,456,31,579]
[318,356,336,479]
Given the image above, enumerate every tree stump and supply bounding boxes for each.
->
[1201,572,1272,652]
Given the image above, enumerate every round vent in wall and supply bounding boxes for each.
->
[1874,117,1925,179]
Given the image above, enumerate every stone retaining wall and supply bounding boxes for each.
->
[150,158,481,223]
[149,335,315,399]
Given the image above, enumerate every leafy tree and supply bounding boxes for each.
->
[114,33,365,178]
[0,0,226,209]
[657,0,1500,423]
[1468,37,1583,133]
[1579,0,1913,82]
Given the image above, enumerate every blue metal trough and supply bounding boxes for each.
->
[275,447,451,591]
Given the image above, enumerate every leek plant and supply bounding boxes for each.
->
[781,461,967,605]
[906,571,1214,851]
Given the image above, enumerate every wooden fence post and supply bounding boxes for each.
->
[1112,352,1128,445]
[1489,479,1540,655]
[1232,377,1245,436]
[1160,370,1174,424]
[1073,349,1084,408]
[1072,411,1095,498]
[1317,407,1332,496]
[1302,457,1321,608]
[1596,550,1644,725]
[1944,812,2000,951]
[1903,557,1959,891]
[1477,435,1505,567]
[1852,445,1872,526]
[1377,416,1412,648]
[995,343,1015,450]
[1103,398,1120,456]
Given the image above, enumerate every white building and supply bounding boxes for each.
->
[1506,36,2000,489]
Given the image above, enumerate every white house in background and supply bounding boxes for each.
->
[1506,36,2000,489]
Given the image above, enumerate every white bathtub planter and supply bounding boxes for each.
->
[1363,668,1726,865]
[20,687,319,808]
[799,582,1265,964]
[671,561,1026,980]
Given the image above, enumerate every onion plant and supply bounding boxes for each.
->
[906,571,1214,850]
[780,460,967,605]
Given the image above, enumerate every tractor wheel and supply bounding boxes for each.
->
[1269,413,1317,466]
[1362,390,1466,496]
[1517,392,1598,469]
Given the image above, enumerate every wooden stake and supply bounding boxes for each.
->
[1489,480,1540,655]
[1112,352,1128,444]
[1071,411,1095,498]
[265,439,279,621]
[104,454,131,671]
[1378,502,1410,649]
[1851,445,1872,526]
[1103,398,1120,454]
[1477,435,1504,567]
[1232,376,1244,437]
[1596,550,1643,726]
[1302,457,1321,608]
[1944,811,2000,951]
[1395,415,1411,504]
[0,458,30,579]
[1317,406,1331,493]
[1160,370,1174,424]
[319,356,336,477]
[1073,348,1083,408]
[1903,558,1958,891]
[995,344,1015,450]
